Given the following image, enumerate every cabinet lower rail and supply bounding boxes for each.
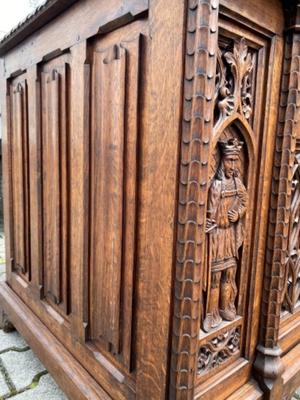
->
[0,282,112,400]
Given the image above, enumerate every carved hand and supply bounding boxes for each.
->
[228,209,239,223]
[206,218,216,233]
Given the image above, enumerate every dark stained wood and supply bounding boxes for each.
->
[1,0,300,399]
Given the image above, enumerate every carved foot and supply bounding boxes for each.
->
[220,304,236,321]
[0,310,15,333]
[203,311,222,332]
[254,345,284,400]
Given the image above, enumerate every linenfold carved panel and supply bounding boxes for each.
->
[41,57,70,315]
[90,36,140,368]
[9,77,31,279]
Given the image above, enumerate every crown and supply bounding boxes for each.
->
[219,138,243,156]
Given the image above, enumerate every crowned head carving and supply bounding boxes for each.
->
[217,138,243,179]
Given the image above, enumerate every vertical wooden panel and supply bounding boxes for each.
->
[10,80,30,279]
[91,46,126,353]
[120,37,140,368]
[135,0,186,397]
[0,61,13,283]
[43,70,61,304]
[70,41,90,341]
[13,86,26,272]
[27,65,43,298]
[41,60,70,313]
[89,33,142,366]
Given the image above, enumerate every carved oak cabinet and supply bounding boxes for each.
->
[0,0,300,399]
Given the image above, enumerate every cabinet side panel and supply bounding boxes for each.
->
[41,57,70,315]
[90,32,141,368]
[10,79,31,279]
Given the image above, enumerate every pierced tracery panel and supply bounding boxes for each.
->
[198,326,241,375]
[282,147,300,313]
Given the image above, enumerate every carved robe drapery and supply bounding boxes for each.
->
[202,139,248,332]
[207,175,247,272]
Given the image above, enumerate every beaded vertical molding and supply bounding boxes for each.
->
[170,0,219,399]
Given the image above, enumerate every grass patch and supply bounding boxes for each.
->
[0,346,30,355]
[1,370,48,399]
[0,357,16,394]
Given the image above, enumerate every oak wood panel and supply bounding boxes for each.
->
[195,359,251,399]
[41,56,70,315]
[3,0,148,77]
[90,45,126,354]
[220,0,284,35]
[1,0,300,399]
[0,282,112,400]
[0,60,13,284]
[69,40,90,342]
[8,273,135,400]
[243,35,284,360]
[26,65,43,299]
[279,312,300,354]
[134,0,186,398]
[282,343,300,400]
[226,380,263,400]
[90,30,141,369]
[10,78,31,279]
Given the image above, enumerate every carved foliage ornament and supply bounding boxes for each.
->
[198,327,241,375]
[215,38,253,125]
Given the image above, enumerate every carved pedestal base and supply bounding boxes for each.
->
[254,345,284,400]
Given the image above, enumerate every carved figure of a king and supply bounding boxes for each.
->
[203,138,248,333]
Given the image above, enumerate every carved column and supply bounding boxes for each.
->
[170,1,219,399]
[254,1,300,398]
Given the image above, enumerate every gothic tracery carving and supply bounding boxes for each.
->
[198,327,241,375]
[282,149,300,313]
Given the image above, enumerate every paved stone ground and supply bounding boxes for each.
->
[0,327,67,399]
[294,389,300,400]
[0,263,67,399]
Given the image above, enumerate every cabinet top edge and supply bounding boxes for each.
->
[0,0,79,56]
